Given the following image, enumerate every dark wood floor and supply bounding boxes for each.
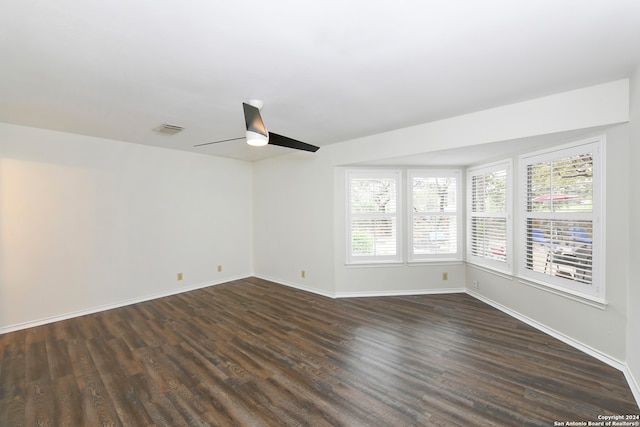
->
[1,277,638,426]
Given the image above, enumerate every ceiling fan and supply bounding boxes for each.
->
[194,100,320,152]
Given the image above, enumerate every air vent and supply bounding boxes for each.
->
[153,123,184,135]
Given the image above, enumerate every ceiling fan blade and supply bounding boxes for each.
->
[195,102,319,153]
[243,102,267,136]
[193,136,245,147]
[268,132,320,152]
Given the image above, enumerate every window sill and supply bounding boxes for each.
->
[345,260,464,269]
[408,260,464,267]
[516,275,608,310]
[345,262,405,269]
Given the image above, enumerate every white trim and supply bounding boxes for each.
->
[467,158,514,174]
[255,274,467,300]
[517,277,608,309]
[407,260,465,267]
[466,262,516,281]
[345,262,405,268]
[335,288,465,298]
[345,260,464,268]
[0,274,249,335]
[253,274,336,299]
[466,159,513,273]
[519,136,603,161]
[465,263,608,309]
[262,276,632,396]
[4,274,636,408]
[408,169,463,262]
[466,289,625,371]
[345,169,403,264]
[518,135,605,300]
[622,366,640,409]
[471,288,639,408]
[259,276,638,407]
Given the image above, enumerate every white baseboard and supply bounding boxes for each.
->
[335,287,465,298]
[254,274,466,300]
[4,275,638,409]
[469,289,639,408]
[623,365,640,409]
[272,276,636,403]
[253,274,336,299]
[0,274,249,335]
[466,289,626,372]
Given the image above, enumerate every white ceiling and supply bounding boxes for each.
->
[1,1,640,162]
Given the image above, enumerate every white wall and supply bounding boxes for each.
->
[627,65,640,400]
[466,124,630,362]
[252,79,631,366]
[0,123,253,332]
[252,153,335,296]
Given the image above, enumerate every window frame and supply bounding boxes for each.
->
[518,136,604,301]
[346,169,403,265]
[466,160,513,273]
[407,169,463,262]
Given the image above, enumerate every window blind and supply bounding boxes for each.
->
[467,162,511,271]
[409,171,461,261]
[347,171,401,263]
[520,138,602,299]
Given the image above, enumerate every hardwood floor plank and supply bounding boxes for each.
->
[172,346,259,426]
[128,372,186,427]
[0,335,27,427]
[45,338,74,381]
[25,379,56,427]
[51,374,84,427]
[24,339,57,426]
[66,337,123,426]
[87,338,155,426]
[1,277,638,426]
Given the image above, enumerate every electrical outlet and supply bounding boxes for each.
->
[472,280,480,289]
[442,272,448,280]
[301,270,306,278]
[217,265,222,272]
[177,272,183,281]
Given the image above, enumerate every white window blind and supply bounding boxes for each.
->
[467,161,512,272]
[519,138,603,300]
[347,171,401,263]
[409,170,462,261]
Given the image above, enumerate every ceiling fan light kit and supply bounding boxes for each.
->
[195,100,320,153]
[246,130,268,146]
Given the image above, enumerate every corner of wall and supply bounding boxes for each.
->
[626,63,640,408]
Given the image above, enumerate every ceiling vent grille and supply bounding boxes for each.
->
[153,123,184,135]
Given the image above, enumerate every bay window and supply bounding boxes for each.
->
[519,137,603,300]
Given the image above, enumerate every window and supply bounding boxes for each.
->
[467,161,512,272]
[408,170,462,261]
[519,137,603,300]
[347,170,402,264]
